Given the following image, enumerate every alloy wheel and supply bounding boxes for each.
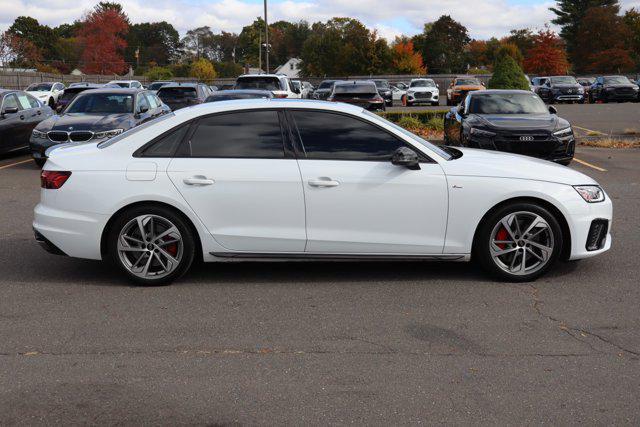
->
[489,211,554,276]
[117,214,183,279]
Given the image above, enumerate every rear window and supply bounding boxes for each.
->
[318,81,335,89]
[236,77,283,91]
[333,84,377,95]
[158,87,198,99]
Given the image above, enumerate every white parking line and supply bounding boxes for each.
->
[573,157,608,172]
[0,159,33,170]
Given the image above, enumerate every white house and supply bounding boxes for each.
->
[274,58,302,78]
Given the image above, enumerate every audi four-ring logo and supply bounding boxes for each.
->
[519,136,534,141]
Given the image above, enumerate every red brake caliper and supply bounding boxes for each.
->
[495,227,509,249]
[162,237,178,257]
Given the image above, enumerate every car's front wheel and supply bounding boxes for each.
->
[474,203,563,282]
[107,205,196,285]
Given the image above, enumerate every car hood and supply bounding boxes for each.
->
[473,114,567,130]
[27,91,53,98]
[440,147,597,186]
[550,84,581,89]
[35,113,135,132]
[604,84,636,89]
[453,85,484,91]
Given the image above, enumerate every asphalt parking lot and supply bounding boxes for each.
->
[0,146,639,424]
[389,100,640,137]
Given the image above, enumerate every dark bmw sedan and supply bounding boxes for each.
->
[589,75,639,103]
[30,88,168,166]
[328,80,386,111]
[444,90,575,165]
[156,83,211,110]
[0,90,54,155]
[205,89,273,102]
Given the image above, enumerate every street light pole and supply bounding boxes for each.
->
[264,0,269,73]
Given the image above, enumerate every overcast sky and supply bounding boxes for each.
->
[1,0,639,40]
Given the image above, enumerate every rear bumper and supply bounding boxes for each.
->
[33,202,108,260]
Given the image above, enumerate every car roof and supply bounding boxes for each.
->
[468,89,533,96]
[74,88,143,95]
[238,74,285,79]
[27,81,60,85]
[108,80,139,83]
[209,89,273,95]
[171,99,365,120]
[335,80,375,86]
[157,83,200,89]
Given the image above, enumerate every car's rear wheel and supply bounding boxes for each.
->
[107,205,196,285]
[474,203,563,282]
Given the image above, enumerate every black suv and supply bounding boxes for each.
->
[589,76,639,103]
[157,83,212,110]
[535,76,585,104]
[443,90,575,165]
[30,88,169,166]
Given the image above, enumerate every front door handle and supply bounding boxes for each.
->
[183,176,214,186]
[308,178,340,188]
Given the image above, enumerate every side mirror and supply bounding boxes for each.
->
[138,105,149,114]
[294,88,301,94]
[2,106,19,116]
[456,105,466,116]
[548,105,557,114]
[481,82,485,86]
[391,147,420,170]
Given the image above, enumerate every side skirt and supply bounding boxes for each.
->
[209,252,470,262]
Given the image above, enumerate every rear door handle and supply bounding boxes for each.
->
[308,178,340,188]
[183,176,214,186]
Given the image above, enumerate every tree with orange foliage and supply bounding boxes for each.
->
[391,37,426,74]
[78,2,129,74]
[523,29,570,75]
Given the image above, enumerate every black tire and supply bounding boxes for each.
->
[406,101,413,107]
[473,202,564,282]
[107,205,196,286]
[558,159,572,166]
[34,158,46,167]
[48,98,55,108]
[431,101,439,106]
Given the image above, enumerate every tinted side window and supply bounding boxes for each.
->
[137,94,150,112]
[292,111,403,161]
[26,94,40,108]
[146,93,158,109]
[2,94,19,110]
[186,110,284,158]
[141,124,189,157]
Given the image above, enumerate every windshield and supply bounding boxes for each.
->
[27,83,53,91]
[550,76,577,85]
[318,81,335,89]
[455,78,481,86]
[66,93,134,114]
[333,84,377,96]
[362,110,453,161]
[468,93,548,114]
[604,76,632,84]
[373,80,390,88]
[410,80,435,88]
[236,77,283,91]
[59,89,88,101]
[149,82,171,90]
[158,87,197,99]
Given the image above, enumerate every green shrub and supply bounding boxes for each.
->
[379,110,449,125]
[426,116,444,131]
[487,52,530,90]
[145,66,173,81]
[396,116,424,131]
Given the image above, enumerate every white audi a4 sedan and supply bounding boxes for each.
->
[33,99,612,285]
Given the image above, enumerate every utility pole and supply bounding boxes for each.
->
[264,0,269,73]
[258,33,262,72]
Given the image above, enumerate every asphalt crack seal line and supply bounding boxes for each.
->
[525,284,639,357]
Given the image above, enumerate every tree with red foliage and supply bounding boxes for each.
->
[78,2,129,74]
[391,37,426,74]
[523,29,570,75]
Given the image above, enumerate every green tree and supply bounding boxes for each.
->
[550,0,619,64]
[7,16,56,61]
[488,51,530,90]
[419,16,470,73]
[126,22,180,68]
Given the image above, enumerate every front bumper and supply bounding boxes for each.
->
[554,93,584,102]
[468,132,575,163]
[566,196,613,260]
[407,92,439,104]
[30,137,60,160]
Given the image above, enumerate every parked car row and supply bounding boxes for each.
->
[531,75,640,103]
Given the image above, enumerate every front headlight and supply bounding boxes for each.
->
[573,185,605,203]
[553,127,573,138]
[384,90,391,96]
[633,86,639,91]
[32,129,47,139]
[470,128,496,138]
[94,129,124,139]
[578,87,584,93]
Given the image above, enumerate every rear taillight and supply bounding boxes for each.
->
[274,93,288,98]
[41,171,71,189]
[374,95,384,102]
